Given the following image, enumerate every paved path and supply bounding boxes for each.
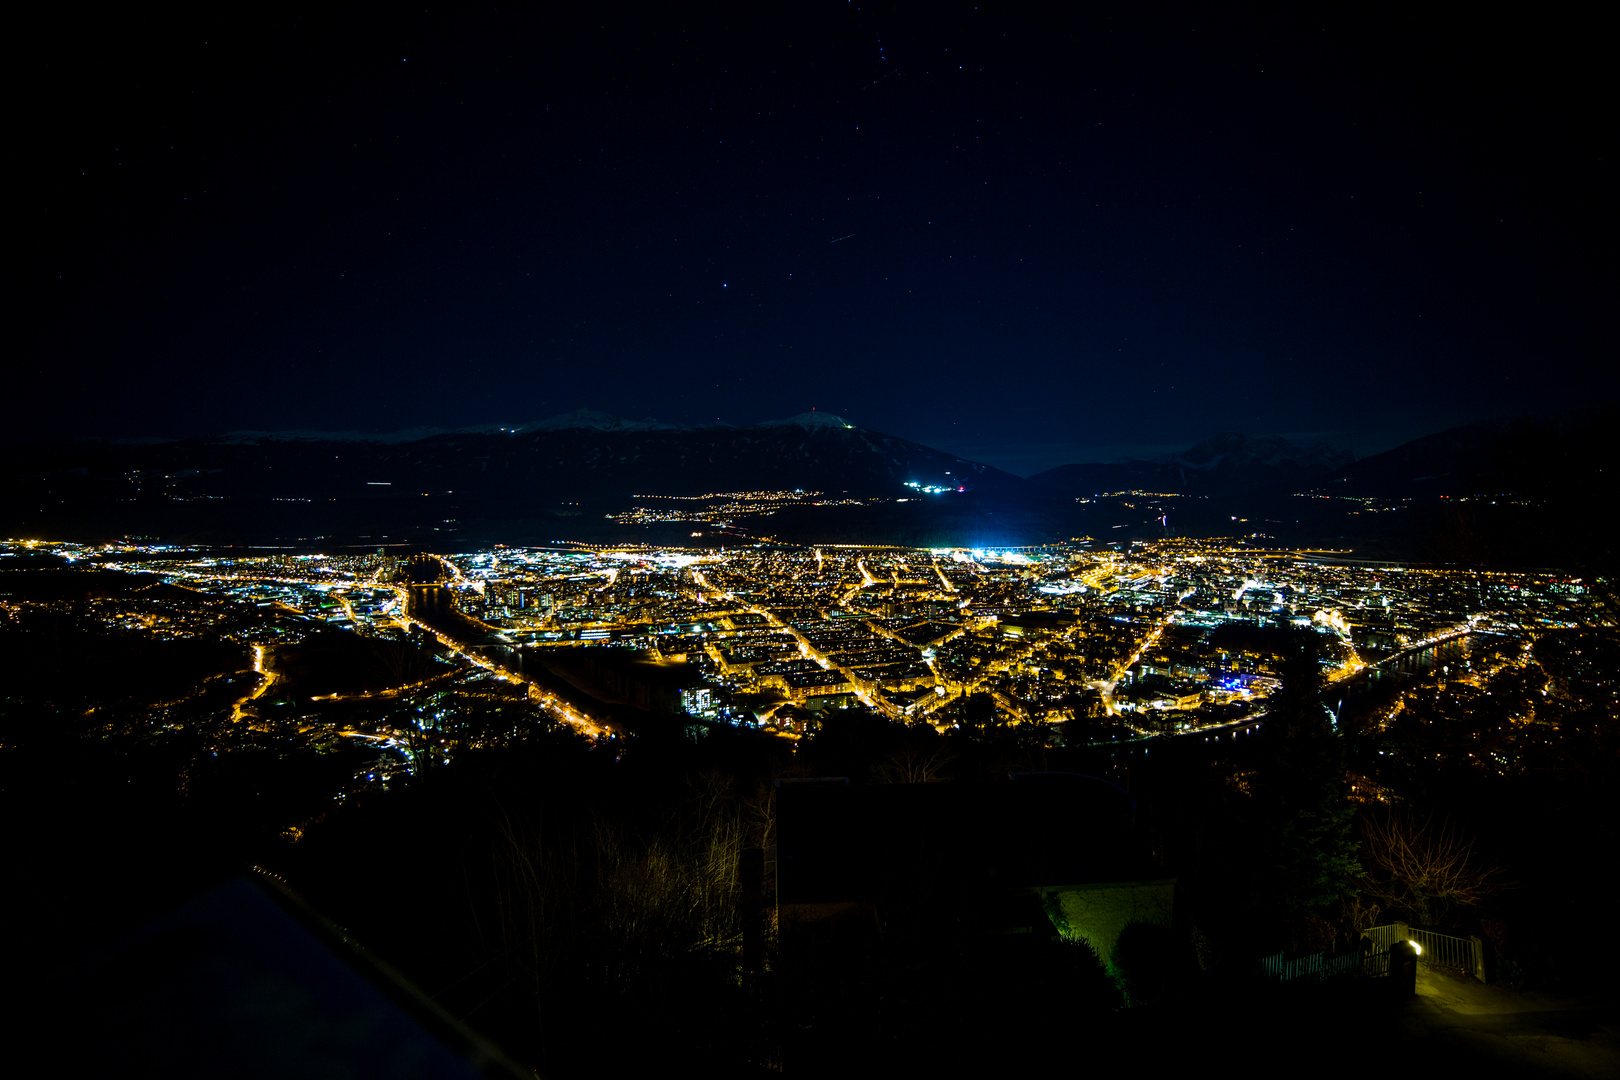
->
[1393,965,1620,1077]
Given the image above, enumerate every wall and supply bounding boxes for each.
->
[1042,879,1176,972]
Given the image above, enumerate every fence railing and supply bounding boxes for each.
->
[1364,923,1484,981]
[1257,949,1371,982]
[1363,924,1407,955]
[1256,923,1484,984]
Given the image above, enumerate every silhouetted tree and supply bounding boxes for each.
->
[363,636,441,691]
[961,691,999,737]
[871,723,955,783]
[1250,632,1362,923]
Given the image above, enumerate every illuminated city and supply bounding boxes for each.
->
[4,533,1602,795]
[8,5,1615,1076]
[10,411,1616,1077]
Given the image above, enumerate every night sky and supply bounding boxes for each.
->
[16,6,1610,475]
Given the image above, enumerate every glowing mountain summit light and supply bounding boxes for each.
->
[760,412,856,430]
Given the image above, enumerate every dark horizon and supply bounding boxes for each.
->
[14,403,1555,481]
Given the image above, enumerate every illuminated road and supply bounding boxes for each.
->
[692,567,901,719]
[230,644,282,723]
[401,584,608,737]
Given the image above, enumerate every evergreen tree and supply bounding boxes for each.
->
[1251,631,1362,921]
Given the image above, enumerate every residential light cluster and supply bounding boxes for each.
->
[3,534,1602,766]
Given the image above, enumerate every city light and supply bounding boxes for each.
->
[3,533,1593,763]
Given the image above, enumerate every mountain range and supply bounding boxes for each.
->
[10,410,1021,502]
[1027,432,1355,498]
[2,408,1612,555]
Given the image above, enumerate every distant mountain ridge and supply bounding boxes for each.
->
[213,409,696,445]
[17,410,1022,507]
[1327,418,1522,496]
[8,409,1611,552]
[1028,431,1353,497]
[202,408,855,446]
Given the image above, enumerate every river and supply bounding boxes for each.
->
[1330,632,1514,729]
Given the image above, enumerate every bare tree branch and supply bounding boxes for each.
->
[1360,810,1501,925]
